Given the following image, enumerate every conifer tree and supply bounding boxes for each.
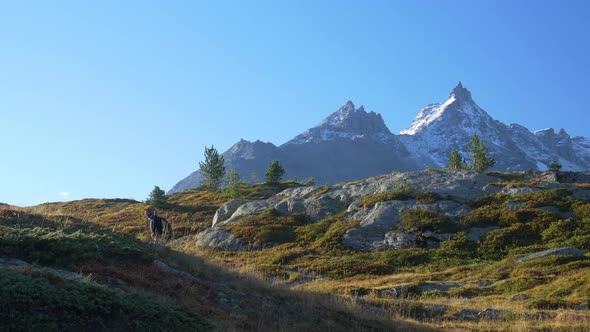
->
[447,148,467,170]
[223,166,246,198]
[199,145,226,189]
[548,161,562,173]
[146,185,167,209]
[466,133,495,172]
[265,160,285,183]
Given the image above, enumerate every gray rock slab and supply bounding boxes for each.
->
[515,247,584,263]
[196,227,245,251]
[212,199,250,227]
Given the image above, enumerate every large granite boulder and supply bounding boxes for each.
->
[212,199,250,227]
[196,228,245,251]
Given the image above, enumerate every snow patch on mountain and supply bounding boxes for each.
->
[285,101,395,145]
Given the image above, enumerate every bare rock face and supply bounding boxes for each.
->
[384,232,418,250]
[196,228,245,251]
[212,200,250,227]
[515,247,584,263]
[196,168,590,252]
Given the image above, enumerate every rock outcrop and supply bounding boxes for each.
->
[515,247,584,263]
[195,169,590,253]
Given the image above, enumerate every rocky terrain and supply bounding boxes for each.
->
[197,169,590,252]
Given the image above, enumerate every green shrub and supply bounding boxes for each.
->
[224,213,309,246]
[541,218,590,250]
[256,225,297,244]
[573,202,590,219]
[478,223,541,260]
[495,277,544,293]
[420,289,446,299]
[515,188,574,211]
[414,192,442,204]
[0,268,214,331]
[434,232,477,260]
[397,209,457,234]
[0,226,155,267]
[468,193,508,208]
[381,249,433,268]
[362,179,412,207]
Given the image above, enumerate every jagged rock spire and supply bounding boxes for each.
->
[450,81,473,101]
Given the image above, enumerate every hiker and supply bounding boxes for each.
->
[145,206,173,242]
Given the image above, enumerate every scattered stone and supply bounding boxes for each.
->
[0,258,30,268]
[511,294,530,301]
[515,247,584,263]
[455,309,480,321]
[466,226,500,241]
[419,282,461,292]
[196,227,245,251]
[102,276,128,287]
[479,308,510,320]
[536,206,573,218]
[384,232,417,249]
[0,257,80,279]
[502,187,538,196]
[506,200,524,210]
[43,267,78,278]
[378,285,410,297]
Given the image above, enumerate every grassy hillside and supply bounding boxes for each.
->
[0,188,422,331]
[2,173,590,330]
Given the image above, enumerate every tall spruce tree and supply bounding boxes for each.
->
[199,145,226,189]
[146,185,167,209]
[447,148,467,170]
[466,133,495,172]
[265,160,285,183]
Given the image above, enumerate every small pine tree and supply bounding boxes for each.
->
[146,185,167,209]
[199,145,226,189]
[548,161,562,173]
[466,133,495,172]
[265,160,285,183]
[447,148,467,170]
[223,166,246,199]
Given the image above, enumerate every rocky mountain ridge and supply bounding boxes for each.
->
[198,169,590,252]
[169,83,589,194]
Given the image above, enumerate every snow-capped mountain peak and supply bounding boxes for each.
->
[400,82,488,135]
[285,101,395,145]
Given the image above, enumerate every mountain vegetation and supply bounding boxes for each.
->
[265,160,286,183]
[146,185,167,209]
[466,133,496,172]
[199,145,226,190]
[2,168,589,330]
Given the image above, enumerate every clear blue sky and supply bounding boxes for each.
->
[1,1,588,206]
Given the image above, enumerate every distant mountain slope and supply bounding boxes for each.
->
[170,83,589,194]
[399,82,588,171]
[169,102,418,194]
